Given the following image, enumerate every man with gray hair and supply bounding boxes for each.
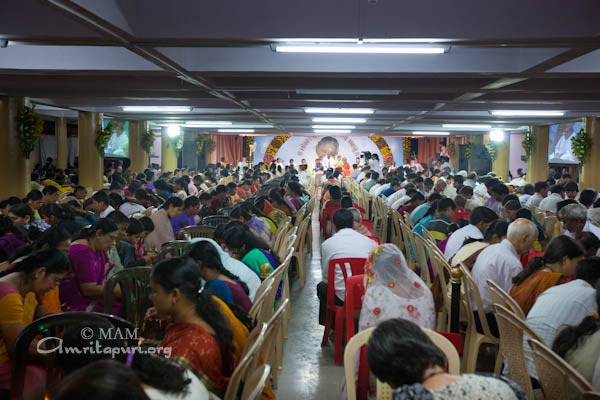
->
[471,218,538,336]
[563,203,591,239]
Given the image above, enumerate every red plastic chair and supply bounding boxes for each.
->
[321,257,367,365]
[367,236,379,245]
[345,274,365,345]
[361,219,374,234]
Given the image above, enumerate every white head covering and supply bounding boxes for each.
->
[457,170,468,177]
[358,244,435,331]
[190,238,260,300]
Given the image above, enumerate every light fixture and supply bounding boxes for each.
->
[312,117,367,123]
[167,125,181,137]
[490,129,505,142]
[314,129,352,134]
[184,121,231,126]
[121,106,192,112]
[411,131,450,136]
[275,44,446,54]
[442,124,492,129]
[273,38,356,43]
[361,38,448,43]
[297,89,400,95]
[312,125,356,130]
[490,110,565,117]
[218,129,255,133]
[305,107,374,114]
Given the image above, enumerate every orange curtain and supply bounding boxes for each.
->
[417,138,439,165]
[213,135,243,164]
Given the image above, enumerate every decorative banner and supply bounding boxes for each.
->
[253,135,403,167]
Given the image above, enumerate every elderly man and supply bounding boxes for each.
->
[562,203,600,240]
[471,218,538,336]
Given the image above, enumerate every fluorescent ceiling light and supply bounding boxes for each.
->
[297,89,400,95]
[490,110,565,117]
[167,125,181,137]
[184,121,231,126]
[314,129,352,134]
[122,106,191,112]
[362,38,448,43]
[274,38,356,43]
[275,44,446,54]
[218,129,255,133]
[490,129,505,142]
[312,125,356,130]
[412,131,450,136]
[312,117,367,123]
[305,107,374,114]
[443,124,492,129]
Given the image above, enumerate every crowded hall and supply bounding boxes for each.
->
[3,2,600,400]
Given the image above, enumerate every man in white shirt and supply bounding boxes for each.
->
[355,167,370,183]
[525,181,548,208]
[524,257,600,378]
[471,219,538,336]
[519,184,535,206]
[562,204,590,239]
[317,208,377,325]
[444,206,499,260]
[538,184,564,213]
[386,184,412,206]
[391,188,418,210]
[92,191,115,218]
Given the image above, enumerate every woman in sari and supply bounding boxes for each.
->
[285,181,305,210]
[230,202,273,247]
[510,235,584,315]
[268,189,294,217]
[143,197,183,251]
[223,225,279,280]
[151,257,234,397]
[60,218,122,314]
[256,197,286,229]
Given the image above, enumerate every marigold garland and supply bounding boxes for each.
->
[15,105,44,159]
[96,121,113,157]
[402,137,412,160]
[369,136,393,165]
[571,128,592,165]
[264,136,290,162]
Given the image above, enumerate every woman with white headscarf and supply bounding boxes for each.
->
[189,237,260,301]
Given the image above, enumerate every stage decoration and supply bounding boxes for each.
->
[485,142,498,162]
[15,105,44,159]
[521,130,534,161]
[196,135,215,156]
[402,137,412,160]
[464,144,472,160]
[141,128,155,154]
[96,121,113,157]
[369,136,393,165]
[571,128,591,165]
[265,136,290,163]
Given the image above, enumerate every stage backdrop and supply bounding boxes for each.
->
[252,136,403,167]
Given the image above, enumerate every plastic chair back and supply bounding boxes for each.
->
[179,225,216,240]
[249,278,274,324]
[345,274,365,344]
[487,279,525,320]
[528,338,593,399]
[241,364,271,400]
[157,240,189,259]
[104,266,152,330]
[201,215,231,227]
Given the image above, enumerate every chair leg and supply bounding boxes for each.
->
[493,345,503,375]
[334,309,344,366]
[321,310,333,346]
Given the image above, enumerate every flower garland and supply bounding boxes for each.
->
[15,105,44,159]
[402,137,412,160]
[264,136,289,162]
[141,128,155,154]
[196,135,215,156]
[571,128,592,165]
[485,142,498,162]
[369,136,394,165]
[464,144,472,160]
[521,130,534,161]
[96,121,113,157]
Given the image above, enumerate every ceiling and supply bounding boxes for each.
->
[2,0,600,136]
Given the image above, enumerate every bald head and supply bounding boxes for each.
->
[507,218,538,255]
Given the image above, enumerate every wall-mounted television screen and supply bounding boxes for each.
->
[103,119,129,158]
[548,120,582,165]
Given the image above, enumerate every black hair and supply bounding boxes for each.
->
[92,190,110,206]
[580,189,597,208]
[34,227,70,250]
[565,182,579,193]
[58,321,191,395]
[410,193,425,203]
[213,223,227,241]
[183,196,200,209]
[109,193,124,209]
[126,218,144,235]
[341,196,353,209]
[557,199,578,213]
[151,257,234,376]
[491,183,509,196]
[503,200,521,212]
[469,206,498,226]
[26,190,43,202]
[437,198,456,213]
[328,186,342,201]
[502,194,519,206]
[550,184,564,195]
[215,185,228,194]
[534,181,547,193]
[43,186,60,196]
[199,192,212,202]
[0,248,69,279]
[574,256,600,286]
[333,208,354,231]
[553,315,600,359]
[483,220,509,242]
[230,203,253,222]
[73,218,118,241]
[159,196,183,211]
[53,360,152,400]
[107,210,128,226]
[515,208,533,220]
[454,175,464,186]
[9,203,34,222]
[371,172,380,181]
[139,216,155,232]
[0,215,28,243]
[427,193,443,203]
[366,318,446,388]
[459,185,474,197]
[287,181,302,196]
[223,224,274,260]
[513,235,584,285]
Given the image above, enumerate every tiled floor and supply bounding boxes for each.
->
[274,208,345,399]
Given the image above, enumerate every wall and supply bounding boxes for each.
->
[509,132,527,177]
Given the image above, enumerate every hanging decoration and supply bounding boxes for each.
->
[96,121,113,157]
[485,142,498,162]
[15,105,44,159]
[369,136,393,166]
[571,128,592,165]
[141,128,155,154]
[265,136,290,162]
[464,144,472,160]
[195,135,215,156]
[402,137,412,160]
[521,130,534,161]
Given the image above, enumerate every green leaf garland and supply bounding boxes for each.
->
[96,121,113,157]
[16,105,44,159]
[521,130,534,161]
[485,142,498,162]
[141,128,155,154]
[571,128,592,165]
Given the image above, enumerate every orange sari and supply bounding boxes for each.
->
[510,270,568,315]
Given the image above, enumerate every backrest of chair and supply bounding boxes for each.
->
[544,216,558,238]
[413,233,432,285]
[223,324,267,400]
[104,267,152,329]
[528,338,593,399]
[250,278,274,323]
[345,274,365,314]
[241,323,268,364]
[158,240,189,259]
[260,299,288,367]
[493,304,537,399]
[180,225,216,240]
[459,264,494,338]
[259,257,289,324]
[487,279,525,320]
[241,364,271,400]
[202,215,231,227]
[422,228,436,247]
[344,327,375,400]
[327,258,367,303]
[422,328,461,374]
